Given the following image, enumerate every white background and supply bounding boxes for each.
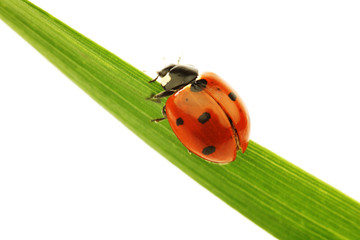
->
[1,1,359,239]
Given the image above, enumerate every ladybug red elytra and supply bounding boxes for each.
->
[149,64,250,163]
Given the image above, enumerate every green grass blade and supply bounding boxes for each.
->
[1,1,359,239]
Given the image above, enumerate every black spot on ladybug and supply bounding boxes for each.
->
[198,112,211,124]
[190,79,207,92]
[202,146,216,155]
[185,98,189,102]
[176,118,184,126]
[228,92,237,101]
[217,87,221,91]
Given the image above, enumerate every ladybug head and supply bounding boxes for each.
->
[158,64,198,91]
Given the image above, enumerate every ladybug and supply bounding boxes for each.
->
[149,64,250,163]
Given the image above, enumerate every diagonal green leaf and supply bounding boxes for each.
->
[1,1,359,239]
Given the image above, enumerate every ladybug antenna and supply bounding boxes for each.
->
[146,93,161,103]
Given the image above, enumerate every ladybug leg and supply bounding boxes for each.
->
[151,117,166,123]
[148,90,176,100]
[151,106,167,123]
